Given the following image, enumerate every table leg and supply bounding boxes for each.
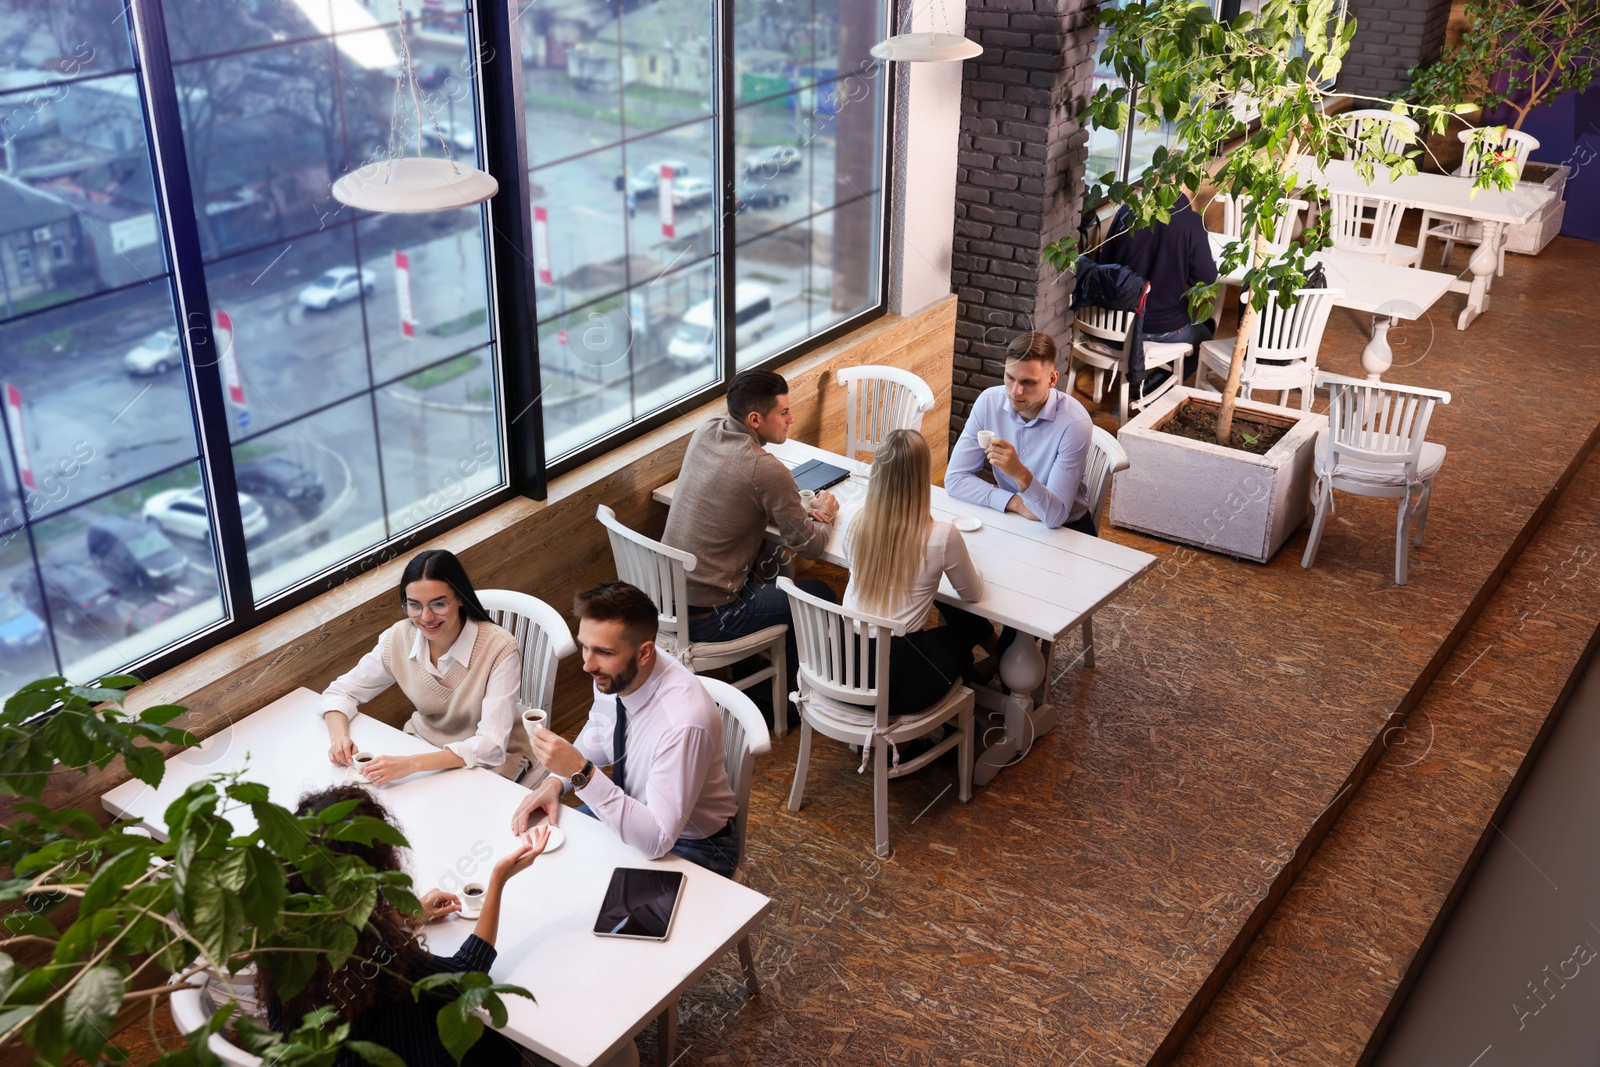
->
[656,999,678,1066]
[1457,220,1502,330]
[1361,316,1394,381]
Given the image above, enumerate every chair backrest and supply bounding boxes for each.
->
[836,365,936,461]
[1072,303,1136,345]
[1243,288,1342,368]
[1214,192,1309,250]
[169,973,263,1067]
[1458,127,1539,180]
[1342,108,1419,158]
[1317,370,1451,480]
[698,675,771,869]
[777,576,896,729]
[478,589,577,714]
[1082,425,1129,524]
[1328,191,1406,256]
[595,504,697,654]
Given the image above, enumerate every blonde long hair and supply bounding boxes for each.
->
[847,429,932,615]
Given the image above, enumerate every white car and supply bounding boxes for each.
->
[671,177,715,209]
[142,488,269,542]
[742,145,801,176]
[124,328,181,376]
[298,266,375,311]
[625,160,691,199]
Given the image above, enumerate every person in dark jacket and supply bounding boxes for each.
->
[1097,193,1219,388]
[262,784,550,1067]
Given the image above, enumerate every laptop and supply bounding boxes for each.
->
[790,458,852,493]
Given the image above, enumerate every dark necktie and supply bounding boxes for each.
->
[612,696,628,797]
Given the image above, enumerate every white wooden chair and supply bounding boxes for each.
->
[1193,288,1341,411]
[1340,108,1420,159]
[595,505,790,736]
[1067,293,1195,428]
[836,365,935,461]
[778,577,973,857]
[1419,128,1540,276]
[1327,191,1420,266]
[477,589,577,714]
[653,677,772,1064]
[1301,371,1451,586]
[1075,426,1128,668]
[1213,191,1310,253]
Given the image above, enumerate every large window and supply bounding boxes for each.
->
[0,0,889,692]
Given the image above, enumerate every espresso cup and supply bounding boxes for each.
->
[352,751,376,777]
[977,429,996,450]
[460,881,486,916]
[798,489,816,510]
[520,705,548,735]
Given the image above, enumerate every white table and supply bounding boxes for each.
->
[1296,159,1556,330]
[1208,232,1458,379]
[101,688,770,1067]
[652,439,1157,782]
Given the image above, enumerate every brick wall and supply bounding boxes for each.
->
[1339,0,1453,99]
[949,0,1100,445]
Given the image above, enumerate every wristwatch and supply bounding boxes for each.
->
[568,759,595,790]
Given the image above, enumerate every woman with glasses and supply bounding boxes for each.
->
[319,549,535,785]
[844,429,992,716]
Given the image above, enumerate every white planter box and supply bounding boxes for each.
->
[1110,388,1326,563]
[1506,162,1570,256]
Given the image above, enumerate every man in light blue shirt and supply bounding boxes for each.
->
[946,331,1097,534]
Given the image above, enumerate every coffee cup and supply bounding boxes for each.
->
[460,881,486,917]
[520,705,548,735]
[798,489,816,510]
[977,430,996,451]
[352,751,376,777]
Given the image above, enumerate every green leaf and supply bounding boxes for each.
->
[79,848,154,916]
[326,816,408,849]
[0,951,14,1001]
[239,847,287,929]
[62,964,123,1061]
[5,910,58,938]
[252,802,307,860]
[224,782,269,805]
[314,799,363,825]
[347,1041,409,1067]
[138,704,187,726]
[435,997,485,1066]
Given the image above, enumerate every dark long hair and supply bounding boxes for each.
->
[260,785,428,1028]
[399,549,490,622]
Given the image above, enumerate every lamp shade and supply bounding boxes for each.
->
[870,32,982,62]
[331,157,498,214]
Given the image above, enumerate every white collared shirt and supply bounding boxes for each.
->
[572,651,738,859]
[320,618,520,768]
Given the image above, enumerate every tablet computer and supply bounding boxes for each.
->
[593,868,686,941]
[791,458,852,493]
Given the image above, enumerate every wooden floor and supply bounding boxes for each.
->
[106,233,1600,1066]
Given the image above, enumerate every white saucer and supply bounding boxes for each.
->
[525,824,565,854]
[953,515,983,533]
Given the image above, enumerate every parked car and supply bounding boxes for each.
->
[298,267,375,311]
[0,589,46,650]
[88,517,189,590]
[234,458,326,512]
[734,187,792,212]
[667,283,775,368]
[617,160,690,199]
[142,488,269,541]
[671,177,716,209]
[124,327,181,376]
[123,584,211,638]
[742,145,801,176]
[10,563,119,630]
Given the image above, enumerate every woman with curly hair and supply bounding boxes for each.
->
[262,783,548,1066]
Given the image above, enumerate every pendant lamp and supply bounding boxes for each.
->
[871,0,982,62]
[331,1,498,213]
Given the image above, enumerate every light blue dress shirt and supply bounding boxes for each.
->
[945,385,1093,528]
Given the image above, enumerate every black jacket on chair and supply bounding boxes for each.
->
[1072,261,1150,383]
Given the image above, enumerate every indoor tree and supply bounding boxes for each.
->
[0,676,527,1066]
[1411,0,1599,132]
[1044,0,1517,444]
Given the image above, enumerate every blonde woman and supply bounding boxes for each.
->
[844,429,992,715]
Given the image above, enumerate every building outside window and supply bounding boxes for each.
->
[0,0,890,694]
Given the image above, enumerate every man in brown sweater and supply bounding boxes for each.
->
[663,370,840,716]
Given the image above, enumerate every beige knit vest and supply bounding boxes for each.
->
[380,618,533,782]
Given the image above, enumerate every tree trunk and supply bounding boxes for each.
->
[1214,228,1270,444]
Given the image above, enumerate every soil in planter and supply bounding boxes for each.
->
[1160,402,1289,455]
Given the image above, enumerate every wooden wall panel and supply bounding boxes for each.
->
[35,299,955,817]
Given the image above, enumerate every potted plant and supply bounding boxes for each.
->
[0,676,528,1066]
[1043,0,1514,562]
[1410,0,1598,253]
